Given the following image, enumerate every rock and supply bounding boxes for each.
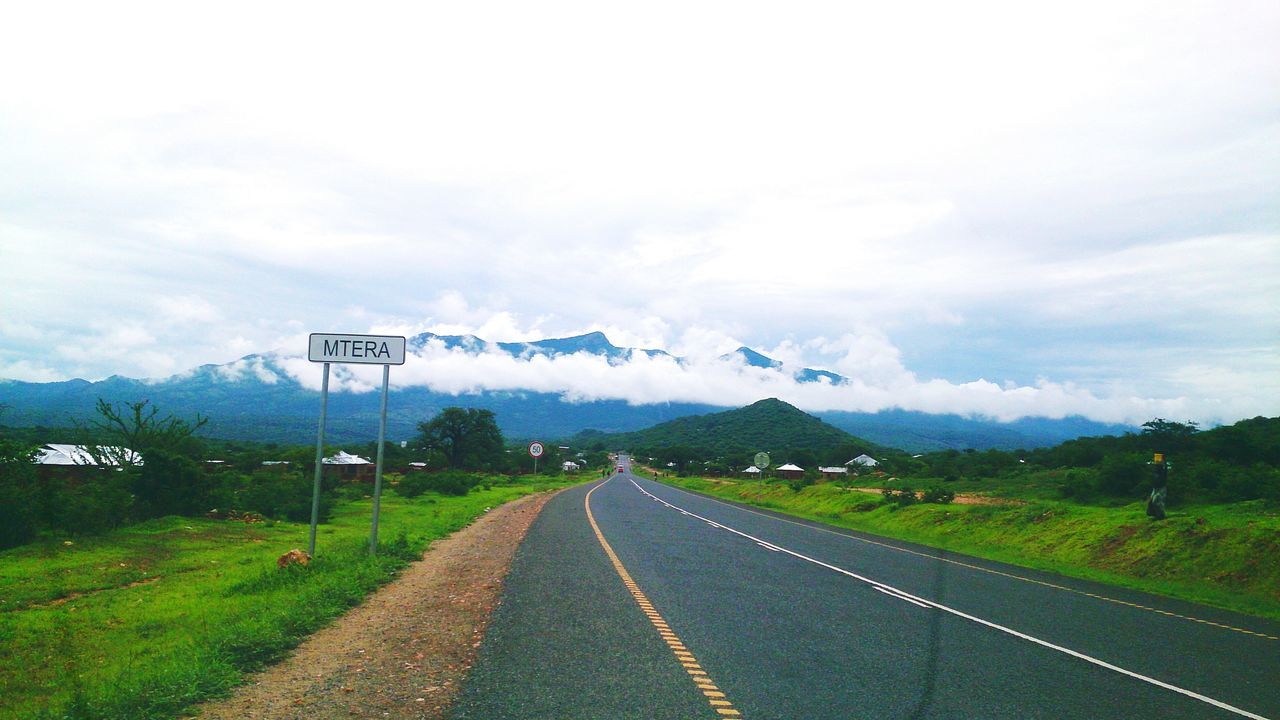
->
[277,549,312,569]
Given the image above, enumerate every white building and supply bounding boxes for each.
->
[846,454,879,468]
[35,444,142,467]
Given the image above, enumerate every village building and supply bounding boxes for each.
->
[562,461,580,473]
[741,465,762,478]
[33,444,142,481]
[775,462,805,480]
[818,466,849,482]
[322,451,375,483]
[846,454,879,468]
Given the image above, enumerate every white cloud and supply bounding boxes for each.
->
[260,328,1259,426]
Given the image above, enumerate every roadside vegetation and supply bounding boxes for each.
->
[0,402,601,720]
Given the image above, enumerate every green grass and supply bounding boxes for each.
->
[0,476,580,720]
[658,476,1280,622]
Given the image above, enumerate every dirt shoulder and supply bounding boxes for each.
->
[193,490,559,720]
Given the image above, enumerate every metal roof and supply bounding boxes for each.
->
[323,451,371,465]
[35,444,142,466]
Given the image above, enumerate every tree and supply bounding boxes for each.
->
[1141,419,1199,454]
[84,399,208,461]
[81,399,211,520]
[416,408,504,470]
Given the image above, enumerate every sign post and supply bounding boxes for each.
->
[307,333,406,556]
[308,362,331,556]
[528,440,545,476]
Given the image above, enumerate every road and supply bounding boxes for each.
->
[451,458,1280,719]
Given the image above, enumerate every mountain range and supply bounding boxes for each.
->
[0,331,1133,451]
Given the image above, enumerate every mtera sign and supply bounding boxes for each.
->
[308,333,406,365]
[305,331,407,558]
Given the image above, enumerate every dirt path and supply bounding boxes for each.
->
[192,490,559,720]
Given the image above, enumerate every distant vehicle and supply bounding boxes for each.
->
[617,466,625,473]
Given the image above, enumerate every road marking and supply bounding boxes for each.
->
[653,479,1279,641]
[631,479,1273,720]
[874,585,931,608]
[585,478,746,719]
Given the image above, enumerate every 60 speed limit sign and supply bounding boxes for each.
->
[528,441,545,459]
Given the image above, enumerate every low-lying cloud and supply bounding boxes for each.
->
[275,334,1212,426]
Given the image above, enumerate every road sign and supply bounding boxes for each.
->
[305,332,407,558]
[754,452,771,469]
[308,333,406,365]
[528,441,545,458]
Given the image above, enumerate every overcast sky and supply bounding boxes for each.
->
[1,1,1276,426]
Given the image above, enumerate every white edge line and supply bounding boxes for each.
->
[875,584,926,604]
[626,478,1271,720]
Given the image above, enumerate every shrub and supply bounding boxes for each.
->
[788,476,814,492]
[1057,469,1096,501]
[882,486,918,507]
[395,470,478,498]
[133,448,211,519]
[0,441,38,548]
[920,487,955,504]
[1096,454,1147,497]
[394,472,433,498]
[238,469,331,523]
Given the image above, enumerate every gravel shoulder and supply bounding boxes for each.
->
[192,489,559,720]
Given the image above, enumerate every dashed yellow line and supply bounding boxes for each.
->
[586,479,746,719]
[659,481,1279,642]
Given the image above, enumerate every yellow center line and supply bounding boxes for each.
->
[586,478,747,719]
[658,480,1278,641]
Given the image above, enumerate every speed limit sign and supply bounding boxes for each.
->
[528,441,545,459]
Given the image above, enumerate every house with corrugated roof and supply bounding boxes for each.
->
[776,463,805,480]
[322,451,375,483]
[34,444,142,481]
[818,466,848,481]
[846,454,879,468]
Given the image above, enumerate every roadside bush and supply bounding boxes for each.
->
[394,472,433,498]
[882,486,918,508]
[1095,454,1147,497]
[1056,469,1097,501]
[0,441,38,548]
[238,469,331,523]
[788,476,814,492]
[133,448,211,519]
[36,472,135,535]
[395,470,478,497]
[920,487,955,504]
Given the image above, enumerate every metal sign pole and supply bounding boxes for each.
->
[308,362,331,556]
[369,364,390,554]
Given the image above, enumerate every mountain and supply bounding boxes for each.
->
[816,410,1135,454]
[0,332,1132,449]
[584,398,882,459]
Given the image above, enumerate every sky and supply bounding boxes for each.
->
[1,0,1277,426]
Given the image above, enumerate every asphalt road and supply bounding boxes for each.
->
[451,460,1280,720]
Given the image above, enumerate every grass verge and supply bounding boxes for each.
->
[657,475,1280,622]
[0,476,579,720]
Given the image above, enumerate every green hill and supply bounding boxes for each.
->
[576,398,886,469]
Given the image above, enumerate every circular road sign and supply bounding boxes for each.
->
[528,441,545,459]
[754,451,770,469]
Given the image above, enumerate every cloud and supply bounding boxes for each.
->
[264,330,1239,425]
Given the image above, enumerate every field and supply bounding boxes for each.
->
[656,474,1280,621]
[0,477,578,720]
